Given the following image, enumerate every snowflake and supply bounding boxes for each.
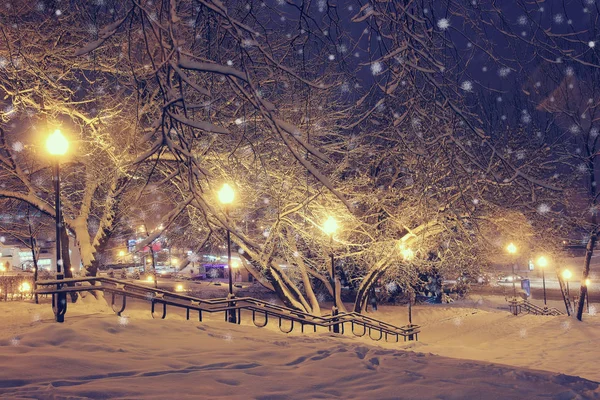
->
[35,2,45,11]
[328,54,335,61]
[590,305,597,316]
[516,150,526,160]
[517,15,528,25]
[209,269,219,279]
[521,111,531,124]
[317,293,327,303]
[565,66,574,76]
[519,328,527,338]
[0,236,5,243]
[119,316,129,326]
[0,56,7,69]
[226,60,233,66]
[223,333,233,341]
[452,317,463,326]
[554,14,564,24]
[386,282,399,293]
[498,67,511,77]
[437,18,450,30]
[578,163,588,173]
[411,117,422,130]
[341,82,350,93]
[187,253,200,263]
[55,9,62,16]
[537,203,551,214]
[234,118,244,125]
[569,124,580,134]
[370,61,382,75]
[472,198,479,205]
[590,41,596,48]
[10,337,20,346]
[561,320,571,331]
[32,314,41,323]
[482,66,487,72]
[263,198,270,204]
[591,128,599,138]
[237,248,245,255]
[11,141,24,152]
[460,80,473,92]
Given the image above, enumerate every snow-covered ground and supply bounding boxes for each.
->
[1,295,599,399]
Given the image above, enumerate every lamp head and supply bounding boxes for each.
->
[562,269,572,280]
[46,129,69,156]
[507,243,517,254]
[218,183,235,205]
[323,216,338,236]
[537,256,548,268]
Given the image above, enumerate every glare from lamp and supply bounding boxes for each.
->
[323,216,338,236]
[537,256,548,268]
[46,129,69,156]
[507,243,517,255]
[218,183,235,205]
[562,269,572,280]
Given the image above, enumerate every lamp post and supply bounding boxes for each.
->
[537,256,548,306]
[46,129,69,323]
[323,216,339,333]
[507,243,517,299]
[563,268,572,298]
[218,183,236,323]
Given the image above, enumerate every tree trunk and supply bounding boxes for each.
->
[60,224,78,302]
[577,233,596,320]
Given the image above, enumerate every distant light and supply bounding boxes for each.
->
[585,278,591,286]
[46,129,69,156]
[323,216,338,236]
[119,250,125,257]
[537,256,548,268]
[401,247,414,260]
[175,284,184,292]
[146,275,154,282]
[562,269,572,280]
[218,183,235,205]
[19,282,31,292]
[507,243,517,254]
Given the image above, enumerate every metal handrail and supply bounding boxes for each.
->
[507,298,563,316]
[35,277,420,342]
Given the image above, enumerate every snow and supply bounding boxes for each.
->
[1,296,600,398]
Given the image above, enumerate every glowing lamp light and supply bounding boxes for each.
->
[323,216,338,236]
[507,243,517,255]
[119,250,125,257]
[175,284,184,292]
[537,256,548,268]
[0,264,5,272]
[46,129,69,156]
[585,278,591,286]
[562,269,572,280]
[218,183,235,205]
[172,258,178,265]
[19,282,31,292]
[146,275,154,282]
[401,247,414,260]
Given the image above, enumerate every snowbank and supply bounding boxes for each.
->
[0,298,599,399]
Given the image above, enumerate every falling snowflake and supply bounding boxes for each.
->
[537,204,551,214]
[55,9,62,16]
[498,67,511,77]
[561,320,571,331]
[263,198,270,204]
[569,124,580,134]
[10,337,20,346]
[589,41,596,48]
[591,128,599,138]
[437,18,450,30]
[370,61,383,75]
[11,141,24,152]
[0,56,7,69]
[386,282,399,293]
[578,163,588,173]
[554,14,564,24]
[519,328,527,338]
[452,316,463,326]
[472,198,479,205]
[521,110,531,124]
[565,66,574,76]
[341,82,350,93]
[32,314,41,323]
[516,150,526,160]
[119,316,130,326]
[237,248,245,255]
[209,269,220,279]
[590,305,597,316]
[517,15,528,25]
[328,54,335,61]
[187,253,200,263]
[226,60,233,66]
[460,81,473,92]
[0,236,5,243]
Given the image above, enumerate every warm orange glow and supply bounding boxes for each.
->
[323,216,338,236]
[562,269,572,280]
[537,256,548,268]
[507,243,517,254]
[218,183,235,205]
[46,129,69,155]
[146,275,154,282]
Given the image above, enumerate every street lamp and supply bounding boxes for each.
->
[46,129,69,323]
[562,268,572,298]
[506,243,517,299]
[537,256,548,306]
[323,216,340,333]
[218,183,236,323]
